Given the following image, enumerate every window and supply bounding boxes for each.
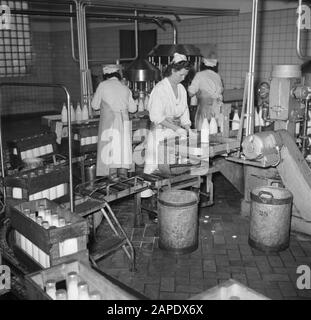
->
[0,0,32,77]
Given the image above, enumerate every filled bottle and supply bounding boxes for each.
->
[144,94,149,110]
[56,289,68,300]
[45,279,57,300]
[75,102,82,122]
[78,281,90,300]
[66,272,79,300]
[70,103,76,122]
[82,99,89,121]
[218,113,224,133]
[61,103,68,123]
[201,117,210,144]
[138,95,144,112]
[232,110,240,130]
[209,115,218,135]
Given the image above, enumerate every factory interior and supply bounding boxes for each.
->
[1,0,311,302]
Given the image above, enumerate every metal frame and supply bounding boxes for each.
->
[296,0,311,60]
[0,83,74,212]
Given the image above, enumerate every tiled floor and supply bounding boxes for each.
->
[94,174,311,300]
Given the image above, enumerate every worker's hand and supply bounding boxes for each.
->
[176,127,188,137]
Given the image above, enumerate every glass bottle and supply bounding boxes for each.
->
[38,204,46,220]
[66,272,79,300]
[89,290,102,300]
[44,209,52,225]
[56,289,68,300]
[78,281,90,300]
[45,279,56,300]
[51,213,59,227]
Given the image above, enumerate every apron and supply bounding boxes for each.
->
[144,117,182,174]
[96,101,132,176]
[195,90,222,130]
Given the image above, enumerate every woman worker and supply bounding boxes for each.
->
[144,53,192,174]
[91,64,137,181]
[188,58,224,130]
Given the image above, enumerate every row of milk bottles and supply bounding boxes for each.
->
[231,107,266,131]
[61,101,89,123]
[134,93,150,112]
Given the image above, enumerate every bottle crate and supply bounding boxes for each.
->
[9,198,89,270]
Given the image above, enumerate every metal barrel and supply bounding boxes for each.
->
[249,186,293,253]
[158,190,199,255]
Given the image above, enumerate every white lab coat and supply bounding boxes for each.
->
[91,77,137,176]
[188,69,223,130]
[144,77,191,174]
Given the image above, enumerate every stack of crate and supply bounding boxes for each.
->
[4,164,69,203]
[7,132,58,169]
[72,123,99,155]
[10,198,89,270]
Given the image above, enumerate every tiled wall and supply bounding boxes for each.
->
[1,7,311,115]
[1,29,54,115]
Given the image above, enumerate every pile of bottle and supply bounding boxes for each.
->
[11,165,68,201]
[18,144,54,160]
[231,107,266,131]
[61,101,89,123]
[134,93,150,112]
[45,272,102,300]
[15,203,78,268]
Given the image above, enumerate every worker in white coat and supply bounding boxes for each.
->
[144,53,192,174]
[188,58,224,130]
[91,64,137,180]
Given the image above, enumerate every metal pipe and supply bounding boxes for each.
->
[0,82,74,212]
[134,10,139,58]
[246,0,259,136]
[161,18,178,44]
[296,0,311,60]
[70,4,79,63]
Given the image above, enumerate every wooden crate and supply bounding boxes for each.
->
[25,260,145,300]
[10,198,89,269]
[7,132,58,168]
[72,122,99,154]
[189,279,269,300]
[4,164,69,203]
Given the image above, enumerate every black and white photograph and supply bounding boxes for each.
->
[0,0,311,309]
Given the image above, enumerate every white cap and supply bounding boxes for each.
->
[202,58,218,67]
[172,52,187,64]
[103,64,120,74]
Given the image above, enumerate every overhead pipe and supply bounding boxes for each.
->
[296,0,311,60]
[0,83,74,212]
[246,0,259,136]
[160,18,178,44]
[70,4,79,63]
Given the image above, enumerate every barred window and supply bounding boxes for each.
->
[0,0,32,77]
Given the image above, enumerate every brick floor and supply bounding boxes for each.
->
[95,174,311,300]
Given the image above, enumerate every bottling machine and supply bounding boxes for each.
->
[238,63,311,236]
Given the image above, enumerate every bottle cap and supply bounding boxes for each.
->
[56,289,67,300]
[42,221,50,229]
[89,290,102,300]
[36,216,43,225]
